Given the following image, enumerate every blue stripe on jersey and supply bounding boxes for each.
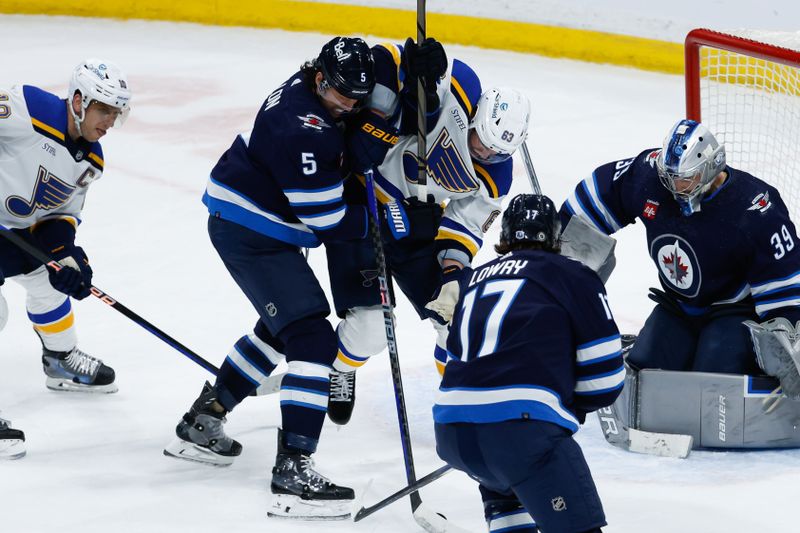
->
[374,169,405,202]
[578,180,614,234]
[295,204,346,230]
[203,190,319,248]
[589,172,623,230]
[284,181,344,206]
[27,297,71,324]
[439,217,483,248]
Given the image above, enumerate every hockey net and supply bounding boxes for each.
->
[685,28,800,219]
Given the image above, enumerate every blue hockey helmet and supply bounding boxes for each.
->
[499,194,561,251]
[656,119,726,216]
[316,37,375,100]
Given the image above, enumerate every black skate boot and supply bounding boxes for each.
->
[163,381,242,466]
[327,369,356,425]
[42,346,117,393]
[268,429,354,520]
[0,417,25,460]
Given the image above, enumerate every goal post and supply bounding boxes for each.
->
[684,28,800,218]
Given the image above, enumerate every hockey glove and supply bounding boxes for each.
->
[47,245,93,300]
[403,37,448,93]
[382,195,443,242]
[346,110,399,174]
[424,265,464,325]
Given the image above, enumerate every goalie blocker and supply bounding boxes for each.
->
[616,366,800,449]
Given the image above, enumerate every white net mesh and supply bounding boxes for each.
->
[696,30,800,219]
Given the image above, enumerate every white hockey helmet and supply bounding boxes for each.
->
[68,58,132,132]
[656,119,726,216]
[469,87,531,164]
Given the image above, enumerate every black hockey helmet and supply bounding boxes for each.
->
[499,194,561,251]
[316,37,375,100]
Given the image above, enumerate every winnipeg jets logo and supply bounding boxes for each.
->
[748,191,772,213]
[651,234,701,297]
[6,166,76,218]
[297,114,330,131]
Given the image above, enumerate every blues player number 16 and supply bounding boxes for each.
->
[771,224,795,260]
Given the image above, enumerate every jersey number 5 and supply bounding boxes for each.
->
[301,152,317,175]
[458,279,525,361]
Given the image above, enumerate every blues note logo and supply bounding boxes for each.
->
[6,166,76,218]
[403,128,479,193]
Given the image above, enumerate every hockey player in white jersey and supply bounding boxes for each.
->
[325,39,532,424]
[0,59,131,456]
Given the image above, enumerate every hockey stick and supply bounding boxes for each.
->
[415,0,428,200]
[365,171,467,533]
[354,465,452,522]
[519,142,541,195]
[0,226,220,376]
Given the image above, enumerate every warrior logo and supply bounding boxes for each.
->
[650,234,701,297]
[403,128,479,193]
[748,191,772,213]
[6,166,76,218]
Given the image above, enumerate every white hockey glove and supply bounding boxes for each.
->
[424,265,463,325]
[744,317,800,400]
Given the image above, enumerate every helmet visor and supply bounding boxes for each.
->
[468,130,512,164]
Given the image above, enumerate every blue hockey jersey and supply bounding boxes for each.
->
[203,72,367,248]
[434,250,624,433]
[561,149,800,321]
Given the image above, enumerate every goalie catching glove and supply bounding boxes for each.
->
[424,265,464,325]
[745,317,800,399]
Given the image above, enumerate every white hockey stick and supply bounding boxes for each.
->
[596,406,693,459]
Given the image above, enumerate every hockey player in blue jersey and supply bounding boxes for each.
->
[163,36,402,519]
[0,59,131,458]
[325,38,532,425]
[560,119,800,376]
[435,194,623,533]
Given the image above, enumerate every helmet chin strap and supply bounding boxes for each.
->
[68,93,87,138]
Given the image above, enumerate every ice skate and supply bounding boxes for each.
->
[42,346,118,393]
[164,381,242,466]
[268,429,354,520]
[327,369,355,425]
[0,417,26,460]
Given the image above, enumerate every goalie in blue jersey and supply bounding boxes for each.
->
[435,194,624,533]
[560,119,800,386]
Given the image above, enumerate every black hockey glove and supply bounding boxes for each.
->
[424,264,464,325]
[403,37,447,112]
[403,37,448,92]
[381,195,443,242]
[346,110,399,173]
[47,245,93,300]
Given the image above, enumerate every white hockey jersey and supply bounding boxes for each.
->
[0,85,104,231]
[366,47,513,266]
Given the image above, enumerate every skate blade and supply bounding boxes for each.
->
[46,377,118,394]
[163,438,235,467]
[268,493,352,521]
[0,440,26,460]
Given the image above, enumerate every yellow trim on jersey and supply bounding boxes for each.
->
[377,42,403,90]
[1,2,683,75]
[449,76,473,117]
[473,163,499,198]
[31,117,65,141]
[33,312,75,334]
[88,152,104,168]
[336,350,368,369]
[436,228,479,257]
[355,173,393,205]
[435,360,446,377]
[30,216,79,231]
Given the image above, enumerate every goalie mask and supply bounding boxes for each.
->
[499,194,561,251]
[68,58,132,135]
[656,119,726,216]
[469,87,531,164]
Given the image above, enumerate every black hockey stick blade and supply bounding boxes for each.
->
[354,465,452,522]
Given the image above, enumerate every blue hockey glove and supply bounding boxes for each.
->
[346,110,399,174]
[47,245,93,300]
[381,195,443,242]
[424,265,464,325]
